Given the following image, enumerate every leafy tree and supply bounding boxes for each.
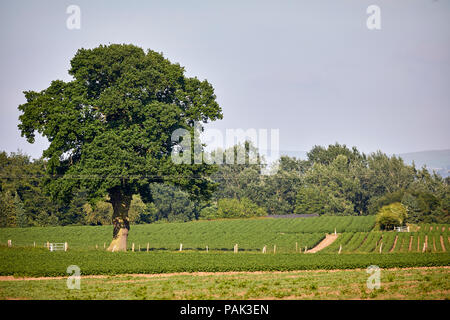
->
[217,198,267,218]
[306,143,365,166]
[149,183,196,222]
[211,142,263,201]
[198,204,218,220]
[14,193,29,228]
[0,191,15,227]
[295,155,360,215]
[18,44,222,250]
[376,202,407,230]
[84,200,112,226]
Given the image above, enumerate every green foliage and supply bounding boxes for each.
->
[17,44,222,220]
[84,200,112,225]
[376,202,407,230]
[198,204,218,220]
[217,198,267,218]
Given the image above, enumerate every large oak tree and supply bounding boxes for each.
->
[18,44,222,251]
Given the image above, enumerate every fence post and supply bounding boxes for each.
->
[147,242,149,252]
[295,242,298,252]
[273,245,276,254]
[104,243,106,249]
[139,244,141,252]
[379,243,383,253]
[64,242,68,252]
[132,243,135,252]
[304,246,307,253]
[234,244,238,253]
[7,240,12,248]
[33,241,36,248]
[338,244,342,254]
[262,245,266,254]
[179,243,183,252]
[206,245,208,253]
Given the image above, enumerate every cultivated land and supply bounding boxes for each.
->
[0,216,449,299]
[1,267,449,300]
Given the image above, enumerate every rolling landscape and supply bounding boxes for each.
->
[0,0,449,309]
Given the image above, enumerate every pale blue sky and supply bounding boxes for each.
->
[1,0,449,159]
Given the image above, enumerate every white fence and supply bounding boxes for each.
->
[48,242,68,252]
[394,226,409,232]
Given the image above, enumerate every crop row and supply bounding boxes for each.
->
[0,247,449,277]
[325,231,450,253]
[0,216,376,251]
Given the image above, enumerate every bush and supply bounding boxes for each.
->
[199,205,219,220]
[217,198,267,219]
[376,202,407,230]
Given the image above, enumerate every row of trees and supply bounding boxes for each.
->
[1,143,448,228]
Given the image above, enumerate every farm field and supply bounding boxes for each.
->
[1,248,449,277]
[1,216,449,300]
[0,216,376,252]
[1,267,449,300]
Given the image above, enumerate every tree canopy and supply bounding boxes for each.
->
[17,44,223,250]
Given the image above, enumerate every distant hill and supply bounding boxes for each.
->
[396,149,450,178]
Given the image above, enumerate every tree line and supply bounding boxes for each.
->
[1,142,448,228]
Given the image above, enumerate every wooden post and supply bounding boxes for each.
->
[334,228,337,235]
[138,244,141,252]
[422,242,426,253]
[206,245,209,253]
[179,243,183,251]
[304,246,307,253]
[273,245,276,254]
[33,241,36,248]
[338,244,342,254]
[262,245,266,254]
[146,243,149,252]
[132,243,135,252]
[104,243,106,249]
[64,242,68,252]
[295,242,298,252]
[7,240,11,248]
[234,244,238,253]
[379,242,383,253]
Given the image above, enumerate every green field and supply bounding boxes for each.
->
[1,248,449,277]
[1,267,449,300]
[0,216,376,252]
[1,216,449,300]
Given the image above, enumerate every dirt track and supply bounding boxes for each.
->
[306,233,338,253]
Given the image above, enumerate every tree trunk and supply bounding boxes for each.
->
[107,190,131,252]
